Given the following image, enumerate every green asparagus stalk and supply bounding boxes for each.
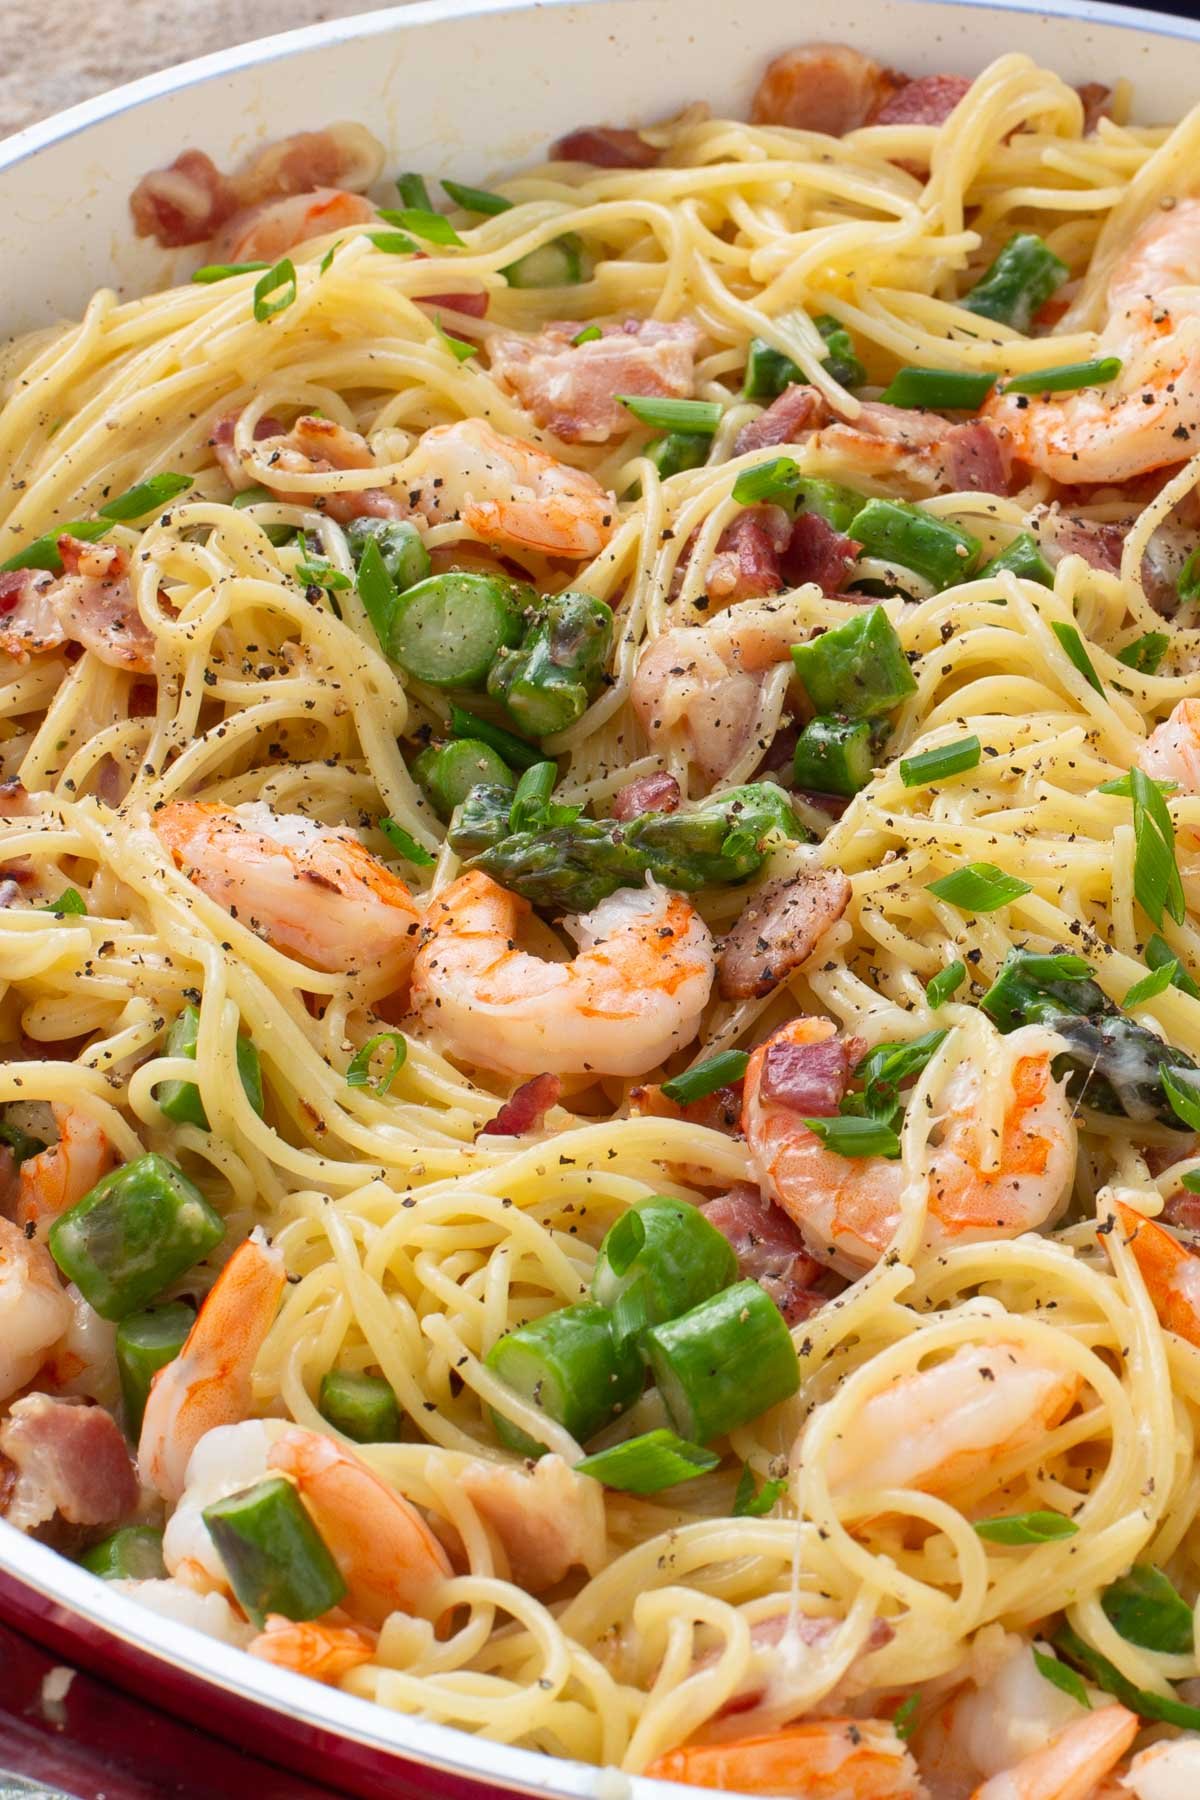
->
[487,591,614,737]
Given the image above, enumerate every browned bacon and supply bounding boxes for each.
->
[782,511,862,596]
[705,507,793,603]
[751,45,904,135]
[488,319,701,444]
[208,410,286,491]
[1077,82,1114,134]
[717,870,852,1000]
[0,1395,139,1534]
[551,126,660,168]
[610,772,682,822]
[0,540,155,672]
[482,1073,562,1138]
[629,1078,742,1135]
[870,74,971,127]
[701,1184,825,1324]
[219,413,405,524]
[1035,509,1124,574]
[942,418,1012,494]
[734,384,830,456]
[130,150,236,248]
[760,1034,852,1115]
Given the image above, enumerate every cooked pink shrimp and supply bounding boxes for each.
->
[17,1105,113,1229]
[632,595,812,783]
[409,869,715,1078]
[1118,1738,1200,1798]
[247,1615,376,1685]
[645,1719,923,1797]
[403,419,616,559]
[1109,1200,1200,1351]
[267,1428,452,1628]
[1139,698,1200,793]
[985,198,1200,484]
[153,800,420,988]
[743,1017,1075,1274]
[213,188,375,265]
[458,1453,607,1593]
[970,1703,1138,1800]
[819,1341,1081,1500]
[0,1217,73,1403]
[138,1231,286,1503]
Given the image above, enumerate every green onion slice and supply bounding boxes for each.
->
[1122,962,1177,1008]
[379,815,436,868]
[318,240,343,275]
[926,961,967,1008]
[1178,549,1200,606]
[1130,765,1186,928]
[732,456,802,506]
[345,1031,408,1095]
[892,1694,922,1741]
[378,207,464,248]
[1117,632,1170,675]
[732,1465,787,1517]
[1146,932,1200,999]
[1,518,111,573]
[436,319,476,362]
[508,761,558,833]
[1102,1565,1194,1654]
[576,1428,720,1494]
[1162,1065,1200,1130]
[927,862,1032,912]
[660,1049,750,1105]
[974,1509,1079,1544]
[192,261,270,283]
[252,259,298,322]
[1002,356,1123,396]
[878,368,996,410]
[1051,621,1104,694]
[295,558,352,591]
[899,735,981,788]
[396,172,433,210]
[1054,1622,1200,1730]
[1033,1648,1092,1710]
[617,396,722,434]
[572,325,603,345]
[441,178,513,216]
[41,888,87,915]
[368,231,419,256]
[100,474,194,521]
[802,1114,901,1159]
[448,703,543,771]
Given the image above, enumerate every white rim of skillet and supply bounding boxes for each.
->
[0,0,1199,1793]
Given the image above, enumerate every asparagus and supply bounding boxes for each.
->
[962,233,1068,332]
[487,591,614,737]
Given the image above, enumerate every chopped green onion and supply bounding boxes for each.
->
[646,1280,799,1443]
[99,474,193,521]
[792,716,875,797]
[899,735,981,787]
[378,207,464,248]
[573,325,603,345]
[892,1694,922,1741]
[1162,1065,1200,1130]
[48,1152,225,1321]
[617,395,722,435]
[448,702,543,771]
[1098,772,1175,798]
[1055,1622,1200,1730]
[379,815,436,868]
[732,457,802,506]
[962,233,1068,332]
[509,760,558,833]
[1182,1170,1200,1195]
[1131,764,1186,927]
[115,1301,194,1437]
[592,1197,737,1345]
[1051,621,1104,693]
[802,1114,901,1158]
[1102,1565,1194,1654]
[927,861,1032,912]
[647,432,710,478]
[1003,356,1123,396]
[926,961,967,1008]
[191,262,270,283]
[1033,1648,1091,1710]
[974,1509,1079,1544]
[80,1526,167,1581]
[732,1466,787,1517]
[850,498,981,590]
[486,1302,643,1456]
[395,172,433,210]
[790,604,917,719]
[40,887,86,915]
[295,557,352,591]
[1117,632,1170,675]
[502,234,588,288]
[319,1369,402,1443]
[878,368,996,410]
[204,1477,347,1628]
[854,1030,947,1121]
[155,1003,263,1129]
[1146,932,1200,999]
[1122,962,1177,1008]
[441,178,513,216]
[368,230,419,256]
[0,1119,46,1165]
[660,1050,750,1105]
[1,518,111,573]
[1178,549,1200,605]
[318,240,342,275]
[576,1428,719,1494]
[252,259,297,322]
[345,1031,407,1096]
[794,478,863,535]
[435,319,476,362]
[978,532,1054,588]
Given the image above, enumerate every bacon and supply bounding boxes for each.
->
[734,383,830,456]
[0,1395,139,1534]
[209,410,286,490]
[233,414,404,523]
[0,570,60,660]
[487,319,701,444]
[782,511,861,596]
[818,401,1012,495]
[718,870,852,1000]
[701,1184,825,1325]
[760,1035,851,1115]
[1162,1190,1200,1236]
[0,778,35,818]
[1076,82,1114,134]
[131,125,383,250]
[942,419,1013,494]
[629,1079,742,1135]
[706,1611,895,1718]
[750,45,904,136]
[705,506,792,603]
[869,74,971,127]
[421,291,489,319]
[551,126,659,168]
[129,150,236,248]
[1035,509,1125,574]
[610,772,682,822]
[0,541,155,673]
[482,1072,562,1138]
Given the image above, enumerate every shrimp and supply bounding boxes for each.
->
[17,1104,113,1228]
[743,1017,1075,1275]
[632,594,812,784]
[247,1615,376,1685]
[458,1453,607,1593]
[213,188,375,265]
[266,1428,452,1628]
[1139,698,1200,794]
[138,1231,286,1503]
[163,1419,288,1593]
[409,869,715,1078]
[816,1340,1080,1500]
[241,415,405,524]
[401,418,616,559]
[153,800,420,989]
[984,198,1200,485]
[1119,1739,1200,1798]
[644,1719,924,1797]
[1109,1200,1200,1349]
[970,1704,1139,1800]
[111,1578,254,1648]
[0,1217,73,1404]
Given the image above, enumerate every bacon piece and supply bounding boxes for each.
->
[422,291,489,319]
[703,1611,895,1717]
[942,419,1012,495]
[0,541,155,672]
[0,778,34,818]
[629,1079,742,1135]
[209,411,286,491]
[718,870,852,1001]
[782,512,861,596]
[760,1035,851,1115]
[751,45,904,135]
[818,401,1012,496]
[1036,509,1124,574]
[706,506,792,604]
[0,1395,139,1534]
[0,570,60,659]
[130,150,236,248]
[869,74,971,127]
[610,772,682,822]
[237,414,404,523]
[735,384,830,456]
[1162,1190,1200,1236]
[551,126,659,168]
[481,1072,562,1138]
[1076,82,1113,134]
[488,319,701,444]
[458,1454,606,1591]
[701,1184,826,1324]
